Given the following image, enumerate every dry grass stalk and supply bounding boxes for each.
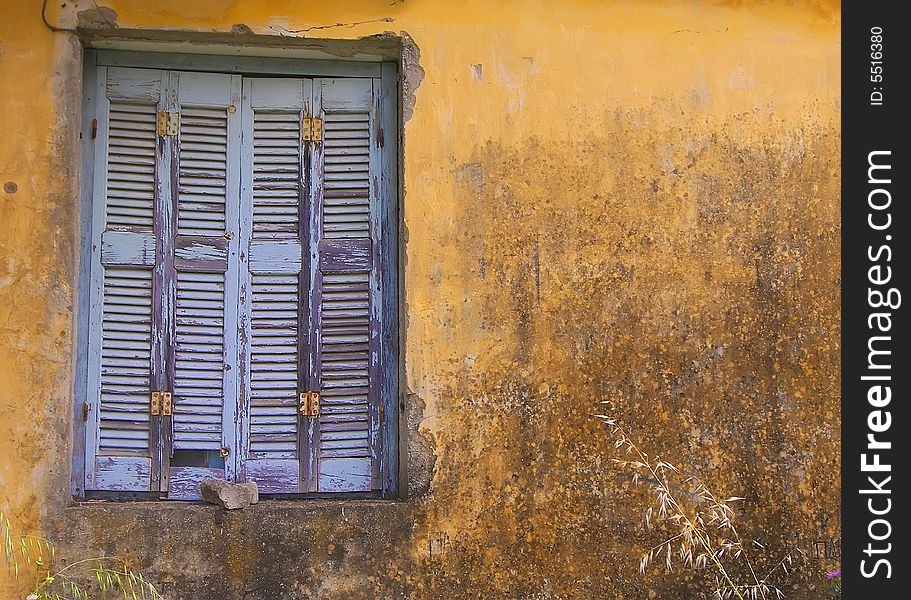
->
[2,511,163,600]
[597,402,792,600]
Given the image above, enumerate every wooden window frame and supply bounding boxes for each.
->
[72,48,402,500]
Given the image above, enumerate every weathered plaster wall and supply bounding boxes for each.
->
[1,1,840,598]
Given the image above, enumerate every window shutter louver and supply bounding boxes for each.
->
[238,78,311,493]
[166,72,243,499]
[85,67,168,492]
[309,78,382,492]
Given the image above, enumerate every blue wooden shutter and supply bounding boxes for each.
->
[238,78,311,493]
[309,78,383,492]
[165,72,243,499]
[84,67,168,492]
[86,68,394,496]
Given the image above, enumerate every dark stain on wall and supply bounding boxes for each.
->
[49,108,840,599]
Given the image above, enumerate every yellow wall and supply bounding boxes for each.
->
[0,1,840,598]
[0,0,82,544]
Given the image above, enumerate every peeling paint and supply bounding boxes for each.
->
[400,32,424,125]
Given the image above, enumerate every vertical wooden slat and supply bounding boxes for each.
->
[299,93,315,492]
[367,78,383,489]
[223,76,243,482]
[156,69,178,493]
[237,80,254,485]
[379,61,401,497]
[304,85,323,492]
[73,49,98,497]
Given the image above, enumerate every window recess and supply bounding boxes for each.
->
[81,63,397,499]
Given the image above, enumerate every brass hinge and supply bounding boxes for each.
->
[302,117,323,142]
[157,112,179,137]
[150,391,173,416]
[299,391,321,417]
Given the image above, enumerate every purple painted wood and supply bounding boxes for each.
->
[236,79,254,486]
[101,230,156,266]
[318,238,372,272]
[304,85,324,493]
[165,71,242,497]
[173,236,229,271]
[156,70,180,494]
[220,75,243,485]
[311,78,378,493]
[239,78,310,494]
[73,49,98,498]
[247,239,303,272]
[86,67,396,497]
[86,67,166,493]
[148,82,166,493]
[378,61,400,496]
[94,456,152,491]
[84,64,398,498]
[167,466,224,500]
[317,457,371,492]
[105,67,161,102]
[367,80,383,489]
[246,459,300,493]
[298,90,315,495]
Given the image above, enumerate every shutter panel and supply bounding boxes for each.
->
[310,78,382,492]
[166,72,242,499]
[85,67,167,492]
[238,78,310,493]
[85,68,395,497]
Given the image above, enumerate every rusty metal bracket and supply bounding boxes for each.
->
[302,116,312,141]
[302,117,323,142]
[151,391,173,416]
[298,391,321,417]
[161,392,173,416]
[157,112,178,137]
